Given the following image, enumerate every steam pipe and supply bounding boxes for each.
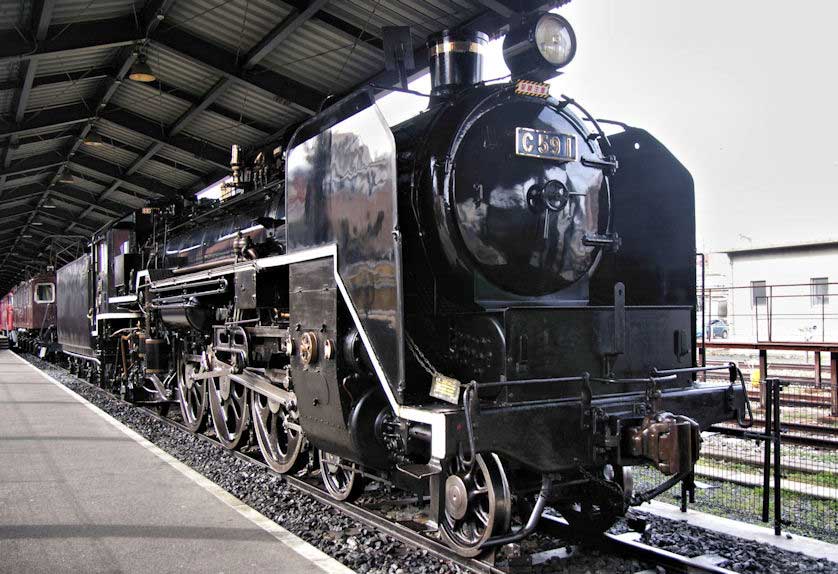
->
[482,475,551,548]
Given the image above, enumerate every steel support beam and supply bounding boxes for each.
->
[124,142,165,176]
[144,78,275,134]
[0,104,228,170]
[4,62,37,167]
[0,153,65,179]
[282,0,383,50]
[475,0,516,18]
[154,30,327,115]
[69,152,177,199]
[0,209,38,225]
[2,0,56,185]
[243,0,330,69]
[0,17,142,63]
[0,103,95,139]
[0,183,127,219]
[168,79,233,137]
[121,0,330,180]
[0,67,112,91]
[102,108,229,169]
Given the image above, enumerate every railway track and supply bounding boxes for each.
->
[137,400,741,574]
[744,391,834,410]
[709,423,838,449]
[33,353,740,574]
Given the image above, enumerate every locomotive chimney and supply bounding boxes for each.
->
[427,29,488,99]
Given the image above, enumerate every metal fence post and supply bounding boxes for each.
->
[815,350,822,389]
[831,352,838,417]
[680,471,695,513]
[773,378,782,536]
[759,348,768,406]
[761,378,773,523]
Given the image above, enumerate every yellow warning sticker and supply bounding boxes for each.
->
[430,374,462,405]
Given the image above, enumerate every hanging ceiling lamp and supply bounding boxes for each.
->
[83,131,105,146]
[128,53,156,82]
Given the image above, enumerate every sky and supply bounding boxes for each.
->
[378,0,838,253]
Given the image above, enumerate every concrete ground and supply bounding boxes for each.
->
[0,350,353,574]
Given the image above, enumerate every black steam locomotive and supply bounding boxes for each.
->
[45,12,749,556]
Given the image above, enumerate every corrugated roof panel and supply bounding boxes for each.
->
[78,141,139,169]
[0,88,13,114]
[8,136,70,160]
[166,0,292,56]
[215,81,303,131]
[0,1,27,29]
[63,172,106,193]
[68,159,150,199]
[25,76,103,112]
[96,119,155,149]
[52,0,142,24]
[86,210,118,222]
[0,196,39,211]
[264,20,384,93]
[106,188,146,208]
[111,81,190,125]
[156,144,218,174]
[0,61,15,85]
[144,44,221,97]
[322,0,467,42]
[0,172,51,190]
[36,44,120,75]
[13,122,79,139]
[137,158,200,189]
[182,110,265,149]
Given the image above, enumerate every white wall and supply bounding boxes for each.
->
[727,247,838,342]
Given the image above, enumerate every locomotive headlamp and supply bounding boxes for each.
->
[503,12,576,80]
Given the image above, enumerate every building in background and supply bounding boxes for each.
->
[697,252,731,338]
[720,240,838,342]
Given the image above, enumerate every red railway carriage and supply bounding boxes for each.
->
[10,272,57,353]
[0,293,12,333]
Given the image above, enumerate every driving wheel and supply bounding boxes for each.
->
[208,368,250,450]
[251,391,306,473]
[176,351,208,433]
[440,452,512,557]
[319,451,365,501]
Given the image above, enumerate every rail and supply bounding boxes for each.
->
[29,351,741,574]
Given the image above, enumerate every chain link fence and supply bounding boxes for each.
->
[634,291,838,543]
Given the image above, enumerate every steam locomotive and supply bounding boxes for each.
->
[10,12,750,556]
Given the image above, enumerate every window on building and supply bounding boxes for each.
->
[811,277,829,306]
[751,280,767,307]
[34,283,55,304]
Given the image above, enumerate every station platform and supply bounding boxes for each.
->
[0,350,353,574]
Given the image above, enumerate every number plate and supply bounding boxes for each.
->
[515,127,577,162]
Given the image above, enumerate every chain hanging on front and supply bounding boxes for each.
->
[405,332,476,469]
[405,333,463,405]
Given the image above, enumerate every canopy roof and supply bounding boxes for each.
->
[0,0,558,293]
